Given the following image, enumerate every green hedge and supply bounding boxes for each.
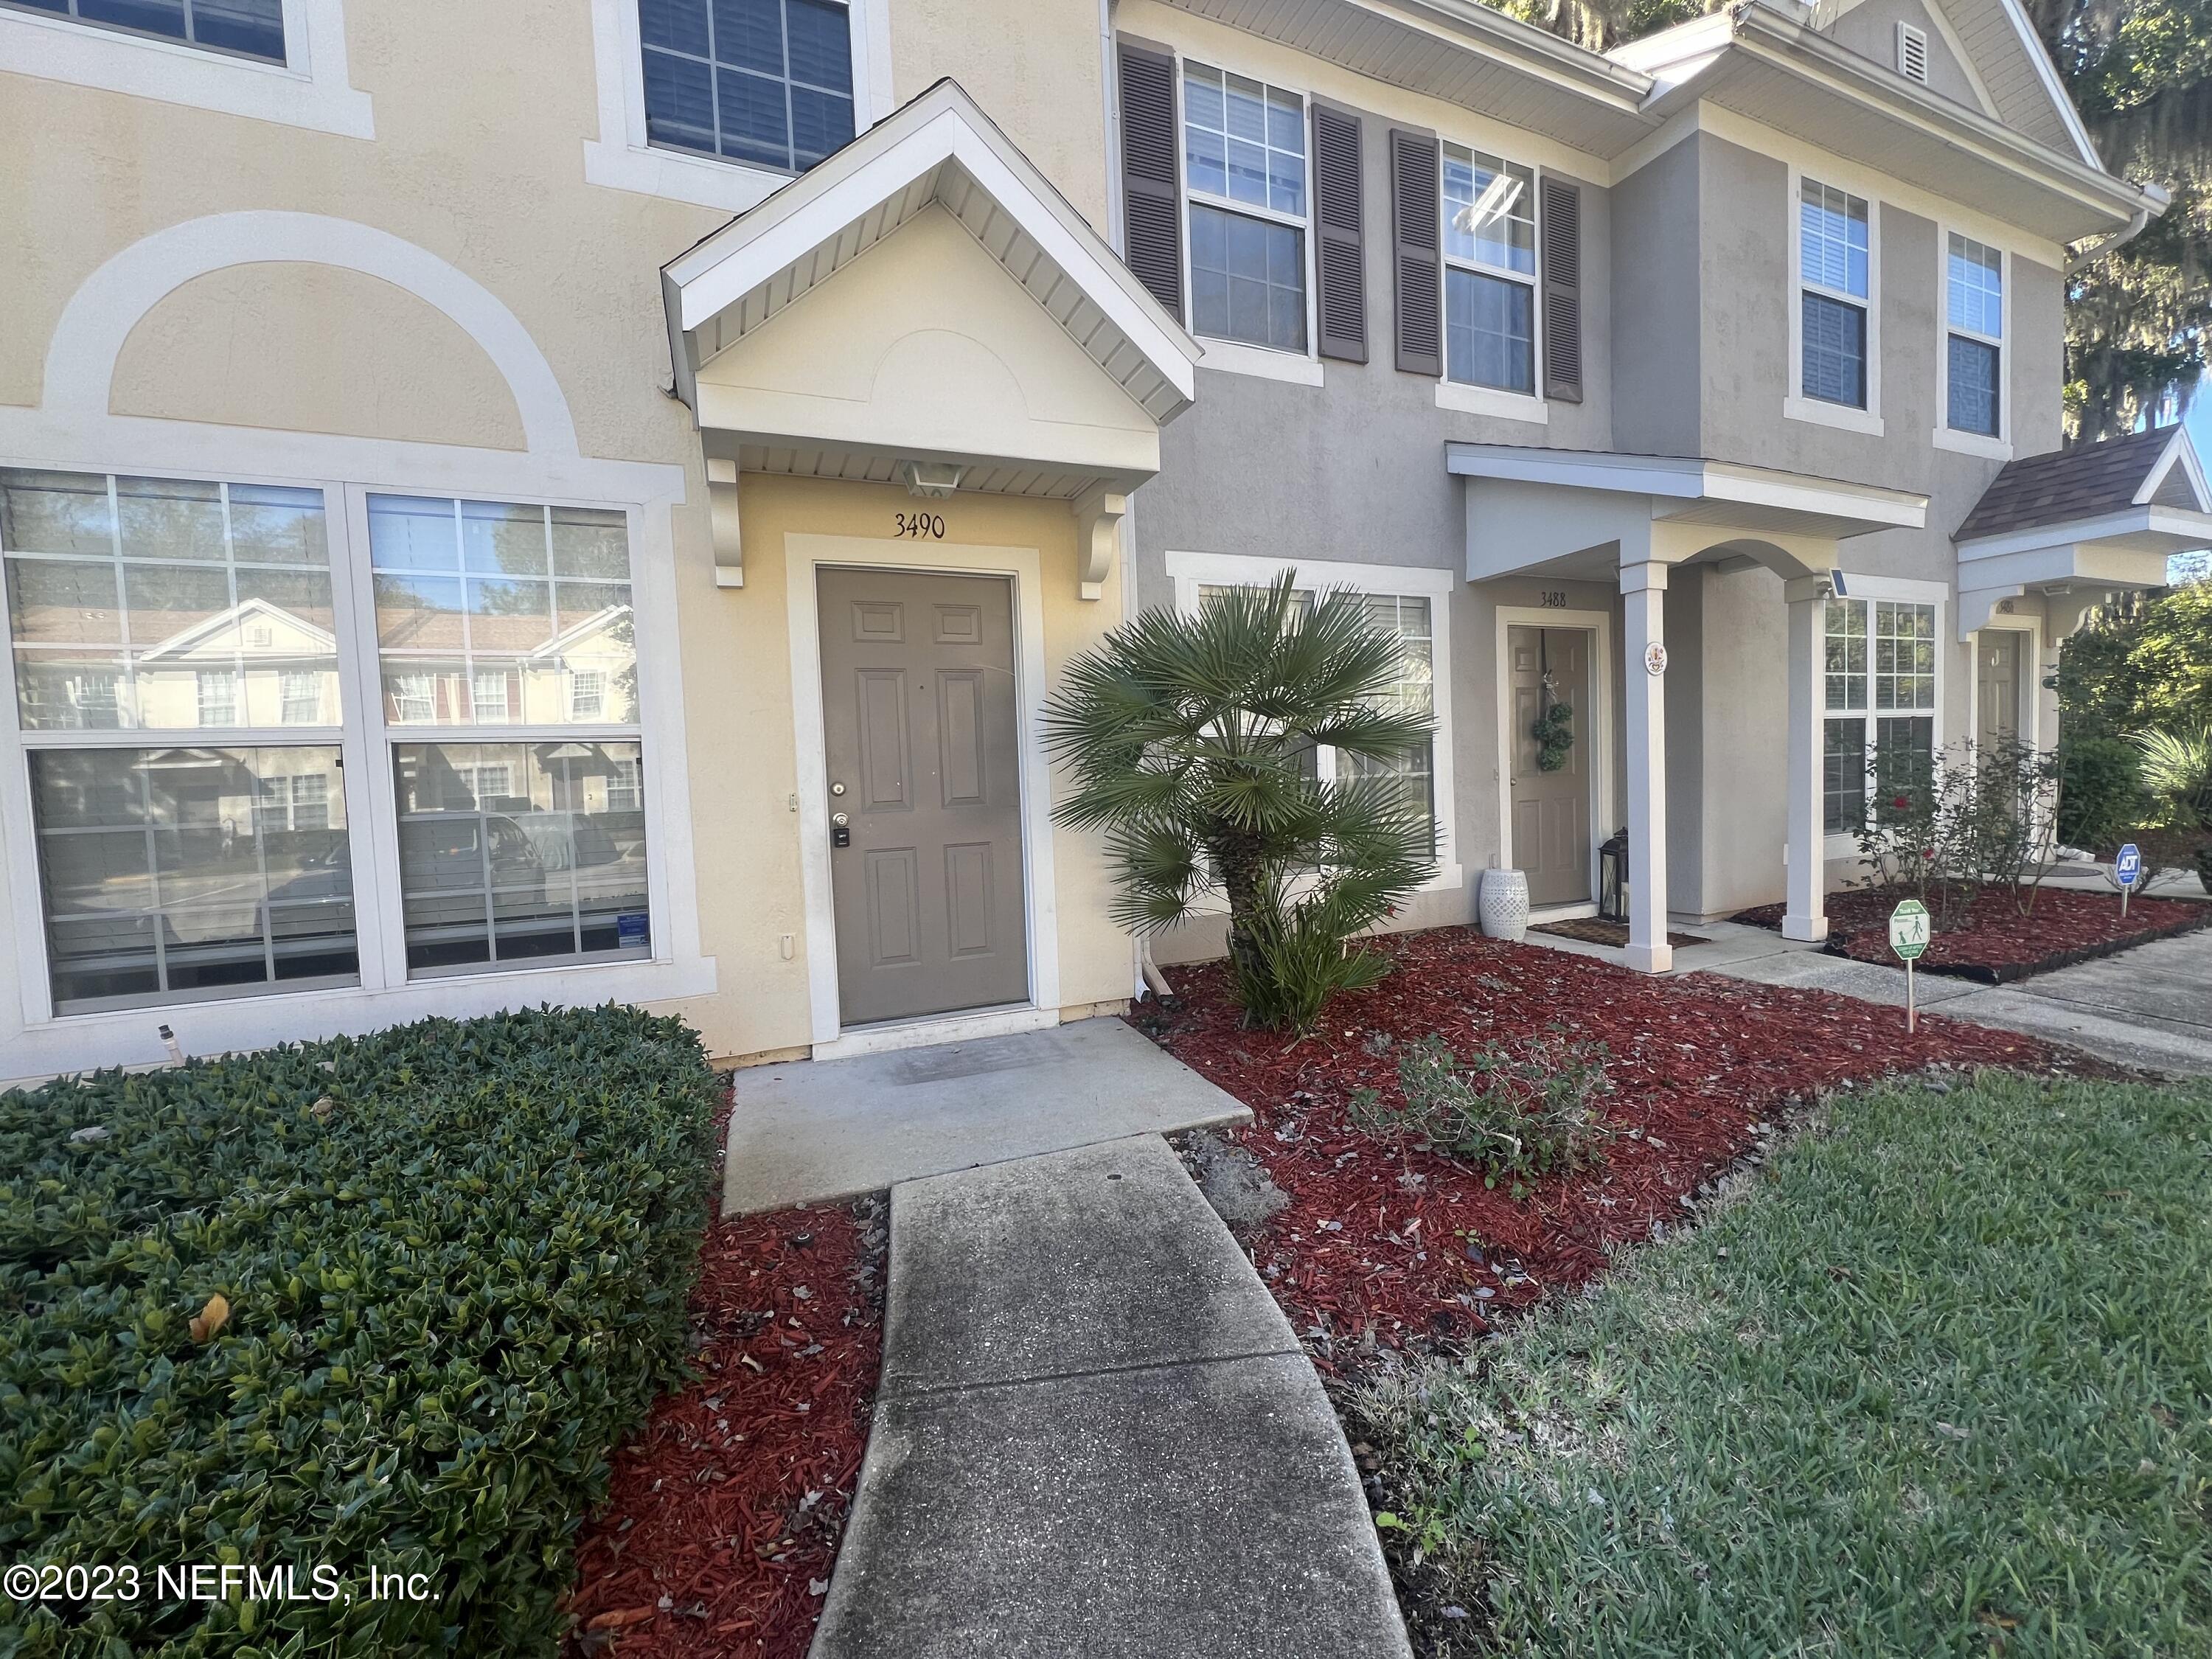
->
[1,1005,720,1658]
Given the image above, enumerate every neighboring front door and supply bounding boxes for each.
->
[1977,630,2022,749]
[818,567,1029,1026]
[1508,625,1593,907]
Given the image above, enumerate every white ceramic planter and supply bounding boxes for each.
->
[1478,867,1530,942]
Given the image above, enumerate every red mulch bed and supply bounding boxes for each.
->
[1133,925,2087,1374]
[1733,886,2211,983]
[563,1128,886,1658]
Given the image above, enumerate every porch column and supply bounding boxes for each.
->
[1621,560,1671,973]
[1782,583,1829,942]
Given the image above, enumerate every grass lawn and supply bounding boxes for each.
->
[1353,1071,2212,1658]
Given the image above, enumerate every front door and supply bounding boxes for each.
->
[1508,625,1593,907]
[1977,629,2023,749]
[818,567,1029,1026]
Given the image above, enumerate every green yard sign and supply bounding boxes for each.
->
[1890,898,1930,1034]
[1888,899,1930,961]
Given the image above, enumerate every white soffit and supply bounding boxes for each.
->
[662,79,1200,426]
[1158,0,1655,154]
[1447,444,1929,538]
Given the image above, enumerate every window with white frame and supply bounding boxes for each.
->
[1823,597,1935,833]
[10,0,285,63]
[0,467,654,1016]
[1800,179,1871,410]
[637,0,855,175]
[1441,144,1537,395]
[1195,582,1437,844]
[1946,233,2003,439]
[1182,61,1309,355]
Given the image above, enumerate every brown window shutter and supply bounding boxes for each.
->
[1118,41,1183,319]
[1541,175,1583,404]
[1311,101,1366,364]
[1389,128,1441,377]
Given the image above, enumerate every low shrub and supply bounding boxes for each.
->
[2058,733,2149,849]
[1349,1028,1613,1192]
[1227,885,1393,1033]
[0,1004,720,1658]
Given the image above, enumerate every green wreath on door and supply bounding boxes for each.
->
[1531,670,1576,772]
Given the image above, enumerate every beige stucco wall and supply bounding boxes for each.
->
[111,263,528,450]
[695,205,1158,475]
[661,472,1129,1060]
[0,0,1133,1077]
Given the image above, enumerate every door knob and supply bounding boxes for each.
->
[831,812,849,827]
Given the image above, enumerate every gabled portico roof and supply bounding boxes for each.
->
[661,79,1200,425]
[1952,427,2212,636]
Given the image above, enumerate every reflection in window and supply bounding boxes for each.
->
[1799,178,1870,409]
[28,745,356,1012]
[368,495,636,728]
[13,0,285,63]
[1,469,338,733]
[638,0,855,173]
[393,742,651,975]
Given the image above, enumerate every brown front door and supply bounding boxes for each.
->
[818,567,1029,1026]
[1977,629,2022,749]
[1508,625,1592,907]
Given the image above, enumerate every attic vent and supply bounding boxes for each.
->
[1896,22,1929,83]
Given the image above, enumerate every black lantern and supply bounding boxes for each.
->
[1598,829,1629,923]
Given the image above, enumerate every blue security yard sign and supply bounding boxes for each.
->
[2115,843,2142,917]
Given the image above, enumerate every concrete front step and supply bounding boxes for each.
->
[811,1135,1411,1659]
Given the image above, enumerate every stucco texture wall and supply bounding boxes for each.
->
[676,474,1130,1056]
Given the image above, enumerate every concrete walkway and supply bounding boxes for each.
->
[811,1135,1411,1659]
[1703,922,2212,1077]
[725,1016,1251,1214]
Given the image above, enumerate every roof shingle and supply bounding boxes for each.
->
[1954,428,2183,541]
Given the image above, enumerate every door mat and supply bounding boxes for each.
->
[1533,919,1708,949]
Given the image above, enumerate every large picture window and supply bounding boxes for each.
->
[1441,143,1536,395]
[1,467,655,1017]
[1823,597,1935,833]
[1946,233,2003,439]
[638,0,855,174]
[11,0,285,63]
[1800,179,1870,410]
[1182,61,1309,354]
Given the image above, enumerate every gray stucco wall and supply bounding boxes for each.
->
[1129,102,2076,956]
[1825,0,1985,114]
[1610,135,1701,457]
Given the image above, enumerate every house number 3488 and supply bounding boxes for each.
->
[894,512,946,540]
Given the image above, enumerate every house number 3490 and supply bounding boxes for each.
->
[894,512,946,540]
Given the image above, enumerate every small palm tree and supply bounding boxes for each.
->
[1043,574,1436,1029]
[2135,723,2212,827]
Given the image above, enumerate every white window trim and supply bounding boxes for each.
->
[1165,549,1462,896]
[1820,573,1946,857]
[1934,229,2012,459]
[1435,379,1548,422]
[1785,164,1885,438]
[582,0,893,212]
[0,0,372,136]
[1172,52,1322,375]
[0,445,709,1079]
[1437,142,1543,403]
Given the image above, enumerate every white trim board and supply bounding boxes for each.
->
[0,0,372,137]
[1492,604,1614,902]
[783,532,1064,1050]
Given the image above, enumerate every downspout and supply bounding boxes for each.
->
[2065,182,2168,277]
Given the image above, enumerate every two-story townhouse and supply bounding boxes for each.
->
[0,0,1196,1081]
[0,0,2206,1084]
[1107,0,2212,975]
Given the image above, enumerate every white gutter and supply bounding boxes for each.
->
[2065,182,2168,276]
